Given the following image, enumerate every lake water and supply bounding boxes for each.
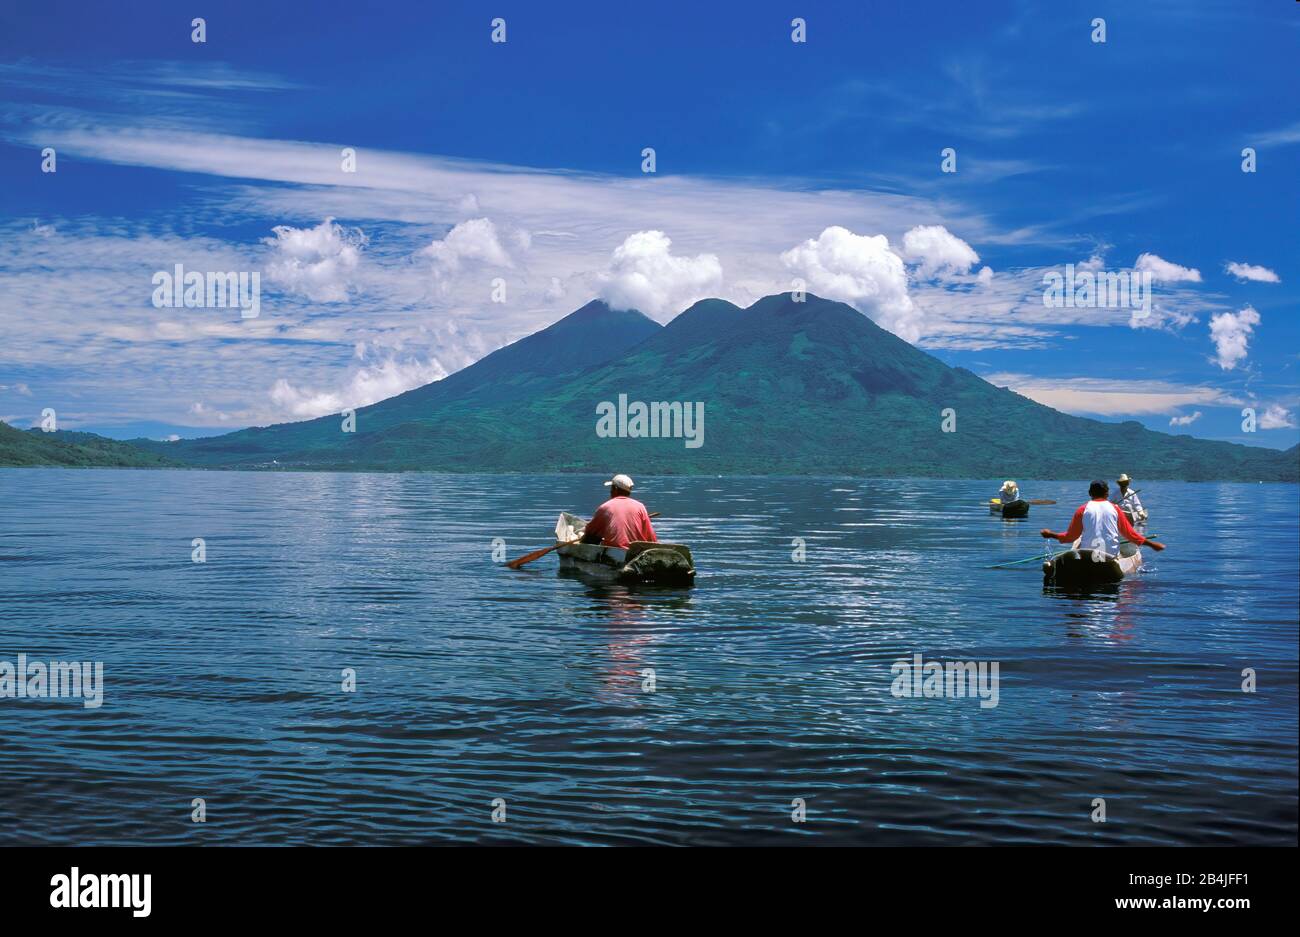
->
[1,469,1295,845]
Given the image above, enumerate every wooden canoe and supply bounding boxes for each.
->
[989,498,1030,518]
[1043,543,1143,590]
[554,513,696,586]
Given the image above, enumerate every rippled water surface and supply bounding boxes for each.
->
[1,469,1296,845]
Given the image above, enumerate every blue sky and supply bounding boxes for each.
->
[1,0,1297,448]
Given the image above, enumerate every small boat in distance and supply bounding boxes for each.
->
[989,497,1030,518]
[554,512,696,586]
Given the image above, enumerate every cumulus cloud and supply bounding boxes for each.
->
[1169,411,1202,427]
[419,218,513,274]
[781,226,920,341]
[1258,404,1296,430]
[899,224,980,279]
[263,218,365,302]
[269,356,448,419]
[1208,305,1260,370]
[1225,261,1280,283]
[596,230,722,319]
[1135,252,1202,283]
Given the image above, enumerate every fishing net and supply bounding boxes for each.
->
[620,548,695,585]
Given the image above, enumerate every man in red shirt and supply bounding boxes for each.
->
[1041,480,1165,556]
[581,473,657,549]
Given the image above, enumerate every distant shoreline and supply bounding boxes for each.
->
[3,464,1296,484]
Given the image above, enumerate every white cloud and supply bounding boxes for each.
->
[1135,252,1202,283]
[1253,121,1300,147]
[1209,305,1260,370]
[986,373,1238,416]
[263,218,365,302]
[418,217,513,275]
[976,266,993,286]
[269,356,449,419]
[780,226,920,341]
[596,230,722,320]
[0,382,32,396]
[188,401,232,422]
[1169,411,1201,427]
[1225,261,1279,284]
[1258,404,1296,430]
[899,224,980,279]
[912,258,1219,350]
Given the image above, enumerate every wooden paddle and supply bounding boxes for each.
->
[506,513,660,569]
[1026,499,1056,505]
[986,548,1073,570]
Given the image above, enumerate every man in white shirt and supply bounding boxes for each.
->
[1114,473,1147,524]
[1042,480,1164,557]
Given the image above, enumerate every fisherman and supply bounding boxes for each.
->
[1041,480,1164,556]
[998,480,1023,506]
[580,473,657,549]
[1114,473,1147,524]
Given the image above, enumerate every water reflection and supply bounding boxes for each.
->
[1051,579,1143,644]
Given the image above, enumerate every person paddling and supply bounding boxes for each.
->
[580,473,657,549]
[1041,480,1164,556]
[998,480,1026,507]
[1114,473,1147,525]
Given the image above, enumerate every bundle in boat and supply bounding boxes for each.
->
[554,512,696,586]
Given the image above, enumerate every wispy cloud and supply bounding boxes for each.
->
[1225,261,1280,284]
[985,373,1240,417]
[1252,121,1300,147]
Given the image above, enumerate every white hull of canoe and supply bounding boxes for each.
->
[554,514,625,577]
[1116,549,1143,576]
[556,542,627,577]
[1076,536,1144,571]
[1045,537,1143,587]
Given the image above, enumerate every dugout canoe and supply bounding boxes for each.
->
[554,512,696,586]
[1043,542,1143,590]
[989,498,1030,518]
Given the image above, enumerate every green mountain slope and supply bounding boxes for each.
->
[131,300,662,466]
[0,422,183,468]
[134,293,1299,481]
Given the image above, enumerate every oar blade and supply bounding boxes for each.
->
[506,544,555,569]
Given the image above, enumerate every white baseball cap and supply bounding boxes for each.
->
[604,473,634,491]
